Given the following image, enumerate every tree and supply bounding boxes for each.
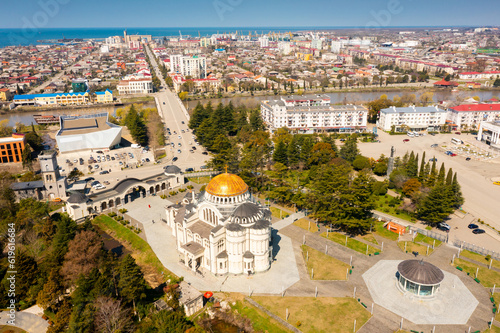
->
[21,143,34,171]
[37,269,64,309]
[437,163,446,185]
[61,230,102,283]
[339,137,359,163]
[273,140,288,165]
[308,142,335,166]
[15,250,39,302]
[373,161,388,176]
[450,172,464,208]
[118,255,147,306]
[287,135,300,169]
[493,78,500,87]
[419,92,434,106]
[94,296,134,333]
[178,92,188,100]
[124,105,147,146]
[68,169,84,181]
[417,184,454,224]
[352,155,371,171]
[418,152,426,182]
[249,109,264,131]
[402,178,421,197]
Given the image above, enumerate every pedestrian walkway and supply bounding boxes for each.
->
[272,212,305,230]
[0,311,49,333]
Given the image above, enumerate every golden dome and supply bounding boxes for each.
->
[205,173,249,197]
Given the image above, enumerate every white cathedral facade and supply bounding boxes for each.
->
[164,172,273,275]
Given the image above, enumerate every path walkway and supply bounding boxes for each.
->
[272,212,305,230]
[0,311,49,333]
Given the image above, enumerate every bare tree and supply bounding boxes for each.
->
[94,296,134,333]
[61,230,101,283]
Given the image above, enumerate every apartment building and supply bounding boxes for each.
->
[13,92,90,106]
[477,121,500,147]
[259,36,269,48]
[377,106,447,132]
[447,104,500,130]
[117,77,153,94]
[261,95,368,132]
[170,54,207,79]
[0,133,25,164]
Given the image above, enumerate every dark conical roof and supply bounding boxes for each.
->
[232,202,260,219]
[398,260,444,285]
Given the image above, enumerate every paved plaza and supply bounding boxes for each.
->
[123,198,301,294]
[362,260,479,325]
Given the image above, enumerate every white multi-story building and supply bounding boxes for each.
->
[278,41,291,55]
[170,54,207,79]
[377,106,447,132]
[477,121,500,147]
[259,36,269,48]
[117,77,153,94]
[447,104,500,130]
[311,39,323,50]
[261,95,368,132]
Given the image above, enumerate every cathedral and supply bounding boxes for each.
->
[164,172,273,276]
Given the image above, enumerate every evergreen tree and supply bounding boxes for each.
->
[118,255,147,305]
[287,135,300,168]
[406,152,418,178]
[222,102,237,135]
[451,172,464,208]
[188,102,208,130]
[16,251,39,302]
[249,109,264,131]
[418,184,454,224]
[445,168,453,186]
[426,159,437,187]
[300,137,314,167]
[437,163,446,184]
[339,137,359,163]
[418,152,426,182]
[22,143,33,171]
[273,140,288,165]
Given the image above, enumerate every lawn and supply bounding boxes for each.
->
[374,195,415,223]
[373,222,399,241]
[0,326,28,333]
[414,234,442,248]
[93,215,176,281]
[270,206,290,219]
[483,326,500,333]
[231,299,291,333]
[301,245,350,280]
[454,258,500,288]
[357,233,378,245]
[187,176,211,184]
[252,296,371,333]
[494,293,500,322]
[120,96,155,103]
[397,241,434,256]
[294,218,319,233]
[321,232,380,255]
[460,250,500,270]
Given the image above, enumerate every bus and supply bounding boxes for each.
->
[451,138,463,145]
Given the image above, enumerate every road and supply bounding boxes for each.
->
[358,129,500,248]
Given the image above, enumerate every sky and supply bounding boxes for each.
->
[0,0,498,29]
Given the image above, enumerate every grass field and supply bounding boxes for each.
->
[414,234,442,247]
[120,96,155,103]
[460,250,500,270]
[93,215,175,282]
[252,296,371,333]
[231,298,291,333]
[494,293,500,322]
[483,326,500,333]
[454,258,500,288]
[374,195,415,222]
[294,218,319,233]
[321,232,380,255]
[270,206,290,219]
[358,233,378,245]
[397,241,434,256]
[301,245,350,280]
[0,326,28,333]
[187,176,211,184]
[373,222,399,241]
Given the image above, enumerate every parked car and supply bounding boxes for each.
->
[202,152,208,155]
[177,149,181,153]
[172,157,178,162]
[472,229,485,234]
[94,165,99,169]
[200,165,208,169]
[465,157,471,161]
[431,144,438,148]
[403,139,410,143]
[467,224,479,229]
[145,158,150,162]
[181,121,185,124]
[103,181,110,185]
[192,146,197,150]
[429,157,437,162]
[493,181,500,186]
[99,170,109,175]
[455,132,461,135]
[437,222,450,231]
[84,177,95,182]
[185,168,194,172]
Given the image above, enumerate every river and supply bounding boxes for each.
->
[0,103,156,126]
[186,90,499,110]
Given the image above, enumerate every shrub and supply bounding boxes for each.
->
[187,185,194,189]
[108,212,117,217]
[179,188,187,193]
[119,208,128,214]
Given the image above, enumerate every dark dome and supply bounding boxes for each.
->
[164,165,181,174]
[67,192,88,203]
[398,260,444,285]
[252,219,270,229]
[226,223,243,232]
[232,202,260,219]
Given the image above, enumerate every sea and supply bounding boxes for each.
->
[0,26,433,48]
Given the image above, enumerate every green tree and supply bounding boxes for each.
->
[287,135,300,168]
[22,143,34,171]
[418,152,426,182]
[418,184,454,224]
[402,178,421,197]
[437,163,446,185]
[118,255,147,306]
[308,142,335,166]
[450,172,464,208]
[249,109,264,131]
[339,137,359,163]
[273,140,288,165]
[188,102,208,130]
[352,155,371,171]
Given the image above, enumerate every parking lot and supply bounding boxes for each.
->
[57,146,155,176]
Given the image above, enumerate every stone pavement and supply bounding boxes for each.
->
[0,311,49,333]
[272,212,305,230]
